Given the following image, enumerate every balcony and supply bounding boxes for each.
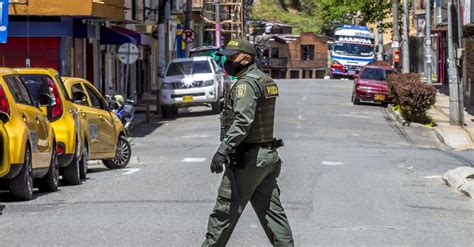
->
[269,58,288,68]
[9,0,125,20]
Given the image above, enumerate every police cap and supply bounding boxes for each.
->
[217,39,256,56]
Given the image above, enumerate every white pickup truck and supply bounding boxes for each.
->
[160,56,232,118]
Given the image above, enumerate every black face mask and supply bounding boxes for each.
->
[224,60,249,76]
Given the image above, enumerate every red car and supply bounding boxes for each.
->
[351,65,398,105]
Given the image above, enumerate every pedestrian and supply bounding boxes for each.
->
[202,38,294,247]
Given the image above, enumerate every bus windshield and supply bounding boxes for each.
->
[334,43,374,57]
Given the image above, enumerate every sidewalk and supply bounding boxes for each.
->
[429,84,474,150]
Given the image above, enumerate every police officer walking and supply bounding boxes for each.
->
[202,39,294,247]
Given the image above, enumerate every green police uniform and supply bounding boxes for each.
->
[202,62,294,247]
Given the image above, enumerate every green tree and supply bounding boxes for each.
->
[319,0,392,35]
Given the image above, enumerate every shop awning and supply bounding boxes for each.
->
[100,26,135,45]
[111,26,153,46]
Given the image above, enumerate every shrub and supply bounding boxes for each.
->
[387,73,436,123]
[367,61,391,67]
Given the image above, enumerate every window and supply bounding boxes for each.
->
[271,47,279,58]
[166,61,212,76]
[360,68,395,81]
[56,76,71,101]
[301,45,314,60]
[85,85,104,110]
[71,83,88,106]
[14,76,33,106]
[20,74,54,106]
[4,76,26,104]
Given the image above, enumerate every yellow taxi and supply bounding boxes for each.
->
[62,77,131,169]
[16,68,85,185]
[0,68,58,200]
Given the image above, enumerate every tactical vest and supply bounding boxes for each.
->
[242,72,279,144]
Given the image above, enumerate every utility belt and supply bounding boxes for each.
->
[242,138,285,150]
[228,138,284,168]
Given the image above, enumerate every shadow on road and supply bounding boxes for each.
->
[132,122,164,137]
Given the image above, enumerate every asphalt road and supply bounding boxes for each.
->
[1,79,473,246]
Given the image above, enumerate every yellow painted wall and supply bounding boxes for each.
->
[9,0,124,20]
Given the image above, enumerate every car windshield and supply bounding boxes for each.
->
[20,74,56,105]
[360,68,395,81]
[166,61,212,76]
[334,43,374,57]
[190,49,220,57]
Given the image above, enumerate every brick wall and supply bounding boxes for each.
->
[288,32,328,70]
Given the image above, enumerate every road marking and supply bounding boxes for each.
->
[321,161,344,166]
[250,224,258,229]
[302,96,307,100]
[179,135,209,139]
[351,133,360,136]
[182,158,207,163]
[423,175,442,179]
[122,168,141,175]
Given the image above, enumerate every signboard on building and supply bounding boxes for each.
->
[0,0,8,43]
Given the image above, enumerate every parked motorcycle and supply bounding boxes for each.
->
[106,91,136,136]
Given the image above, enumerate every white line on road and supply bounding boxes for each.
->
[178,135,209,139]
[122,168,141,175]
[321,161,344,166]
[182,158,207,163]
[422,175,442,179]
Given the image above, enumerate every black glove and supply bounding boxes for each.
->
[210,152,226,174]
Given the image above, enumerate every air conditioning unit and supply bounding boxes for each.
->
[434,0,448,26]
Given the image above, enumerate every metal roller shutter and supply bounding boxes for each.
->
[0,37,60,70]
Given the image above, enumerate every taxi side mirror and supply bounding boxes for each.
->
[0,111,9,122]
[38,93,52,106]
[72,91,87,104]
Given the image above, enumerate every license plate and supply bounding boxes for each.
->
[374,94,385,101]
[182,95,193,102]
[348,70,357,75]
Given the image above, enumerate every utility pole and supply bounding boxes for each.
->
[215,0,221,47]
[377,21,384,61]
[425,0,432,84]
[447,0,463,126]
[185,0,192,56]
[402,0,410,73]
[392,0,400,67]
[377,0,384,61]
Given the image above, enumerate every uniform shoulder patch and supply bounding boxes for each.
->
[263,82,279,99]
[236,84,247,98]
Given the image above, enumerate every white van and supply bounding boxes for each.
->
[160,56,231,118]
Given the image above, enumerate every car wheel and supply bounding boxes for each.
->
[352,92,360,105]
[38,146,59,192]
[9,145,34,200]
[63,143,81,185]
[79,144,88,180]
[102,136,131,169]
[211,101,222,114]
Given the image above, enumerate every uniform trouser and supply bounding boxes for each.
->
[202,146,294,247]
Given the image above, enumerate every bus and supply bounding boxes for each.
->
[330,25,375,79]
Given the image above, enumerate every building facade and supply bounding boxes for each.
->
[256,32,328,79]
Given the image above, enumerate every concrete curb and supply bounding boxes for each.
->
[433,125,473,150]
[442,166,474,200]
[460,182,474,198]
[386,105,411,127]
